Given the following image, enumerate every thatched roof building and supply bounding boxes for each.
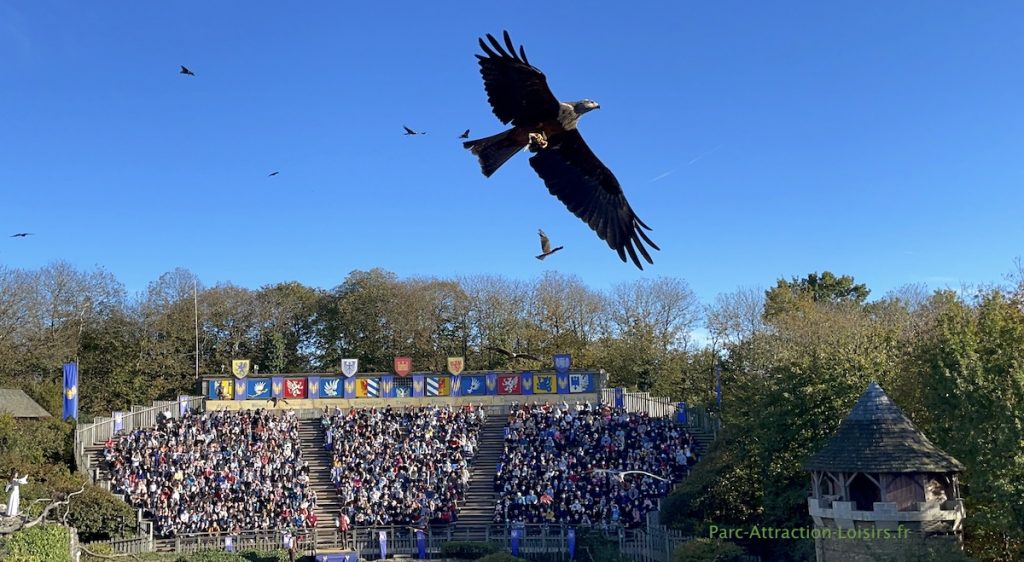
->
[0,389,52,419]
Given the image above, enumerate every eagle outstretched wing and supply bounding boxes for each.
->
[529,130,659,270]
[476,31,561,127]
[538,229,551,253]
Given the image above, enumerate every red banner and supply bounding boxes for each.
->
[394,357,412,377]
[284,378,307,399]
[497,374,521,395]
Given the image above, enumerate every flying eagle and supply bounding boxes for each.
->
[179,65,195,76]
[459,129,471,139]
[268,171,279,177]
[463,31,659,270]
[404,126,426,135]
[536,229,563,260]
[10,233,33,238]
[486,346,542,362]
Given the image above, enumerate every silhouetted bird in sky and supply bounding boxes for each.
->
[10,233,33,238]
[268,171,279,177]
[463,31,659,270]
[486,346,542,362]
[459,129,470,139]
[403,126,426,135]
[180,65,195,76]
[536,229,563,260]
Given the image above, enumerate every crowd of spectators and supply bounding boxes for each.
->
[323,404,484,527]
[494,401,698,529]
[103,409,315,537]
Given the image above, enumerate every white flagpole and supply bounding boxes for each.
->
[194,277,200,380]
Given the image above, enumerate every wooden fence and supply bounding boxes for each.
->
[74,395,206,480]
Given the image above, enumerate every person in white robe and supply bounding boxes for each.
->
[5,470,29,517]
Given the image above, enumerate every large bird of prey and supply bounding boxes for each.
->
[536,229,563,260]
[179,65,195,76]
[404,126,426,135]
[463,31,659,270]
[486,346,542,362]
[10,233,33,238]
[459,129,471,139]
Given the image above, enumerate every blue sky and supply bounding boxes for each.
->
[1,1,1021,305]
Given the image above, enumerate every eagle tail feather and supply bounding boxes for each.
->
[464,129,525,177]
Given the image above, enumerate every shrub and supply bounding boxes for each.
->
[67,484,140,541]
[674,538,746,562]
[476,553,528,562]
[0,524,70,562]
[440,540,503,559]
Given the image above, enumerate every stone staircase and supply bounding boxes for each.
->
[454,414,506,534]
[296,418,345,548]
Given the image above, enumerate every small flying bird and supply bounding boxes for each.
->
[268,171,279,177]
[486,346,542,362]
[403,126,426,135]
[536,229,563,260]
[179,65,195,76]
[463,31,659,270]
[459,129,471,139]
[592,469,671,483]
[10,233,33,238]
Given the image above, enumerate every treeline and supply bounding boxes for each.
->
[0,262,704,416]
[1,262,1021,560]
[668,271,1024,562]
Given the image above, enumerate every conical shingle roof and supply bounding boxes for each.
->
[803,382,964,473]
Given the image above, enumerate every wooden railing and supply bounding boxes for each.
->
[74,396,206,480]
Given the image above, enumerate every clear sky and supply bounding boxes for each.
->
[2,1,1021,304]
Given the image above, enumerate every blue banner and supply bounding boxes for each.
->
[486,372,497,395]
[569,373,594,393]
[412,375,425,398]
[568,528,576,560]
[207,381,219,399]
[511,528,522,557]
[382,375,395,399]
[520,372,534,395]
[308,376,321,399]
[318,377,342,398]
[614,387,625,408]
[416,530,426,559]
[554,353,571,374]
[556,372,570,394]
[343,377,356,399]
[378,531,387,560]
[462,375,487,396]
[234,381,247,400]
[272,376,285,399]
[247,379,271,400]
[113,411,124,433]
[715,362,722,407]
[450,375,461,397]
[62,363,79,422]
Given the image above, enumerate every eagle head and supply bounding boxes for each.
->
[573,99,600,115]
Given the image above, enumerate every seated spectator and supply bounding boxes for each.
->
[493,401,697,529]
[103,409,312,538]
[325,404,481,527]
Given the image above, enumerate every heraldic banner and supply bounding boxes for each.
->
[447,356,464,376]
[231,359,251,379]
[248,379,271,400]
[394,356,412,376]
[63,362,79,421]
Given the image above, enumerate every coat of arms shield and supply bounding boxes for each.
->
[341,358,359,378]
